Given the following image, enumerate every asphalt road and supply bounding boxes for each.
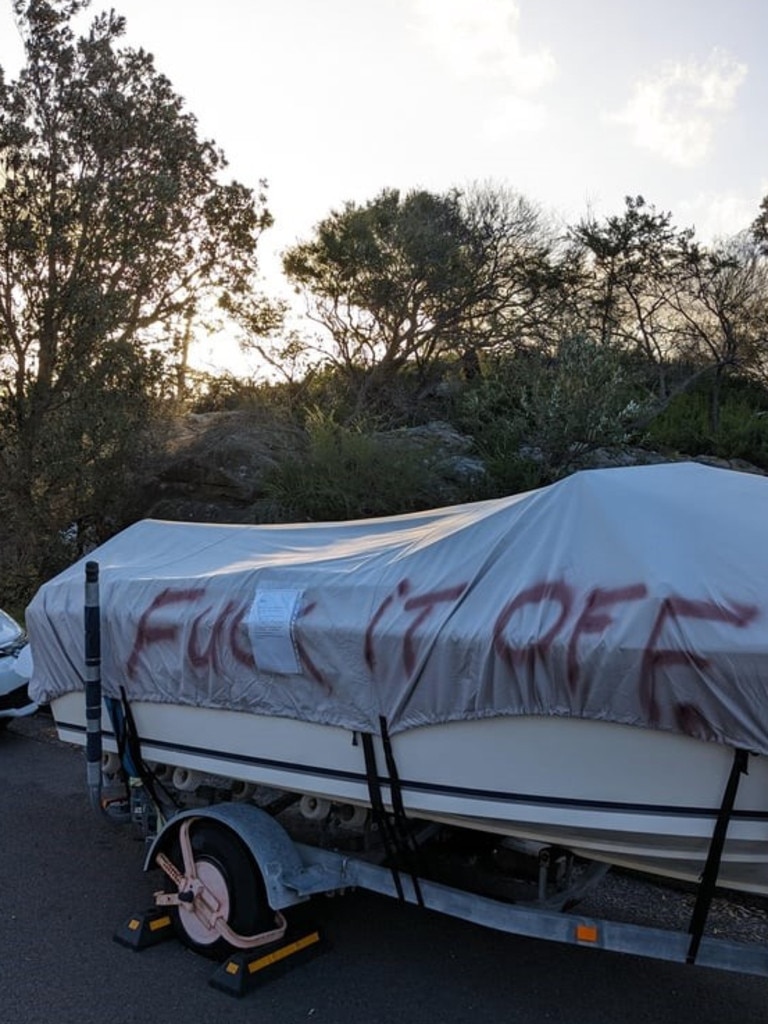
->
[3,714,768,1024]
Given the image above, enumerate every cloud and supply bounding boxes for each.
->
[677,190,762,244]
[607,49,747,167]
[412,0,557,93]
[482,95,549,139]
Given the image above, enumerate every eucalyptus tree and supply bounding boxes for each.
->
[666,233,768,432]
[282,183,559,405]
[0,0,273,584]
[574,197,768,433]
[751,194,768,253]
[570,196,696,399]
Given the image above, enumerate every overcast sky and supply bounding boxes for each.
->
[1,0,766,372]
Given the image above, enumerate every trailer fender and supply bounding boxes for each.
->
[145,803,309,910]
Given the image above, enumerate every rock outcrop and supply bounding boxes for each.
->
[138,411,765,524]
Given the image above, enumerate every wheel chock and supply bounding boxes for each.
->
[209,926,327,997]
[113,907,176,951]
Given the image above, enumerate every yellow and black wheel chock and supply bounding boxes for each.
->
[114,906,327,997]
[209,923,327,997]
[114,907,176,951]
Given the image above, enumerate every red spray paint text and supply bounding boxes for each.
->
[125,578,759,733]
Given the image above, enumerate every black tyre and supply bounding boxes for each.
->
[163,821,273,960]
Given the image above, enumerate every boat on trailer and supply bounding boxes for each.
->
[26,461,768,899]
[25,462,768,981]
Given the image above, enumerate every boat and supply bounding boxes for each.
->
[26,462,768,896]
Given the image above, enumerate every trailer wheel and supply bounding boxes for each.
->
[164,821,273,960]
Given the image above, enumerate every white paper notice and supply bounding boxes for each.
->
[246,588,303,675]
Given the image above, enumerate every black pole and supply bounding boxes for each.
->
[84,560,102,812]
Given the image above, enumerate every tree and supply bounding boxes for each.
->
[569,196,768,436]
[751,194,768,254]
[570,196,696,398]
[0,0,273,590]
[665,233,768,432]
[282,184,558,402]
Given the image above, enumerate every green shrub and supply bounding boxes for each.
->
[263,410,451,521]
[647,382,768,467]
[456,336,649,482]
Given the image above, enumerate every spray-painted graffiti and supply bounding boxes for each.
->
[127,587,206,678]
[639,594,758,725]
[489,580,758,734]
[365,579,470,677]
[125,576,760,736]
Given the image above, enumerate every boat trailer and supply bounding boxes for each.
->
[105,796,768,997]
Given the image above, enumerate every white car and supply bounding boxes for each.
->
[0,609,37,728]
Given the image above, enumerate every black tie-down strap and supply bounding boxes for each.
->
[361,719,424,907]
[115,686,180,819]
[686,747,749,964]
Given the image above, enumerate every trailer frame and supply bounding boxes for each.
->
[139,800,768,983]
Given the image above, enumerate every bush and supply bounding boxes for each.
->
[647,380,768,467]
[456,337,650,483]
[263,410,452,521]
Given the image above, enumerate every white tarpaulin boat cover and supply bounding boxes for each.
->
[26,462,768,750]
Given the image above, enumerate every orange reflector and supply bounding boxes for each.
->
[128,919,141,932]
[149,915,172,932]
[576,924,599,943]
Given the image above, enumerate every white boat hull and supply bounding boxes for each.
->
[51,691,768,895]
